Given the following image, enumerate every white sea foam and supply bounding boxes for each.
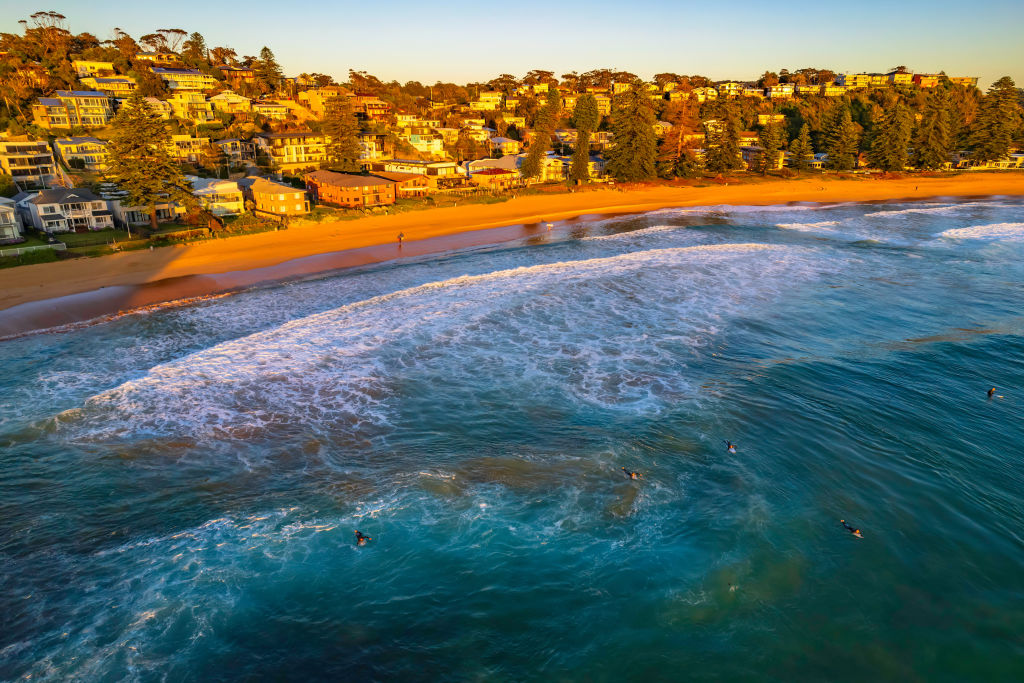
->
[863,202,1000,219]
[936,222,1024,241]
[53,244,840,442]
[776,221,841,232]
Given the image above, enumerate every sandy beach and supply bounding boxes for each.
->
[1,172,1022,336]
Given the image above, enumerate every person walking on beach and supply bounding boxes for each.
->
[397,232,405,246]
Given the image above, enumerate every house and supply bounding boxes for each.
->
[296,86,349,118]
[692,87,719,102]
[717,82,743,98]
[238,177,310,215]
[144,97,173,118]
[741,146,784,170]
[887,70,914,86]
[652,121,673,137]
[218,65,256,88]
[112,199,184,226]
[489,137,522,155]
[255,131,329,170]
[152,67,218,92]
[553,129,578,146]
[167,135,210,163]
[767,84,795,99]
[167,92,216,123]
[32,91,114,129]
[358,132,389,162]
[367,159,467,189]
[757,114,786,126]
[948,76,979,88]
[868,74,888,87]
[912,74,940,88]
[435,127,460,145]
[367,171,429,197]
[304,170,396,208]
[79,76,137,98]
[252,102,290,120]
[53,137,109,171]
[0,197,22,242]
[351,93,391,120]
[593,94,612,116]
[215,138,257,166]
[821,84,848,97]
[469,167,521,190]
[0,138,57,189]
[612,82,632,95]
[188,176,244,216]
[838,73,871,88]
[134,51,179,65]
[795,84,820,95]
[209,91,252,115]
[21,188,113,233]
[72,60,116,78]
[738,132,760,147]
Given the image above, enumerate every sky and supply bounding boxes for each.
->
[1,0,1022,88]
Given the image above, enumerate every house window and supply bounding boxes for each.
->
[295,204,302,211]
[42,206,55,214]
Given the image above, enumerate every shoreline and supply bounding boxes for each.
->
[1,173,1022,338]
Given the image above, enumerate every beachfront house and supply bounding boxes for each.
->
[215,139,257,166]
[53,137,109,172]
[110,199,185,227]
[367,171,429,198]
[304,170,397,209]
[188,176,245,216]
[238,177,311,216]
[0,137,57,189]
[367,159,468,190]
[21,188,114,233]
[0,197,23,242]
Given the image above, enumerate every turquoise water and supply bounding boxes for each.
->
[2,199,1023,681]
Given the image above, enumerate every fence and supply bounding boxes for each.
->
[0,243,67,257]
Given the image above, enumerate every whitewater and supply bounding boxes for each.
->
[2,198,1023,681]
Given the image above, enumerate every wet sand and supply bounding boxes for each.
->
[1,173,1021,337]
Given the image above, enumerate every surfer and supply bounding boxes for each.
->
[621,467,641,480]
[840,520,863,539]
[988,387,996,399]
[724,440,737,454]
[355,530,372,546]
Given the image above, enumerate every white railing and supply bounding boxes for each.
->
[0,243,67,257]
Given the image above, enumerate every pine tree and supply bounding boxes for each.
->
[788,123,813,172]
[520,88,560,180]
[255,46,282,94]
[867,101,912,171]
[604,85,658,182]
[322,97,364,172]
[106,93,193,231]
[657,99,701,178]
[911,89,952,170]
[570,93,599,183]
[823,104,859,171]
[754,121,786,175]
[969,76,1019,163]
[180,32,208,67]
[703,105,742,175]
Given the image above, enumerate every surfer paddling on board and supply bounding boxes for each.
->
[840,520,863,539]
[724,440,737,454]
[621,467,641,480]
[987,387,1005,399]
[355,530,372,546]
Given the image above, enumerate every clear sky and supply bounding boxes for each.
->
[2,0,1022,88]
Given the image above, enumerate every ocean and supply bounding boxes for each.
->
[1,198,1022,681]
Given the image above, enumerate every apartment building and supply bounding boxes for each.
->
[32,91,114,129]
[53,137,109,171]
[0,138,56,189]
[79,76,137,98]
[255,131,328,170]
[304,170,396,208]
[152,67,218,91]
[167,92,216,123]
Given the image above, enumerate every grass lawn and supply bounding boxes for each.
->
[59,229,133,247]
[0,234,49,251]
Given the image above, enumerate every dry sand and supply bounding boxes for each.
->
[1,173,1021,335]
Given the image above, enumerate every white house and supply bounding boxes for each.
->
[0,196,22,241]
[20,188,113,233]
[188,176,245,216]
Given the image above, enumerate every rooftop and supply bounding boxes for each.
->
[305,170,395,188]
[29,188,102,205]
